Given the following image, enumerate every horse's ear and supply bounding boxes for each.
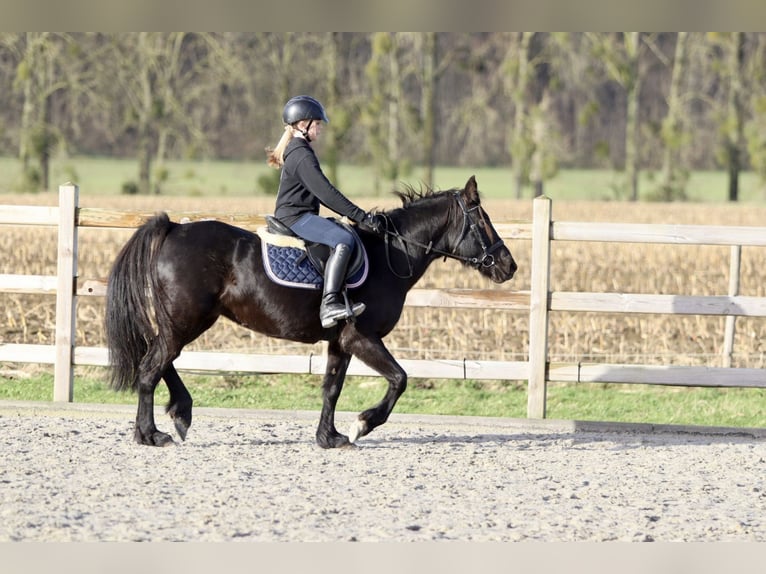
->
[463,175,480,205]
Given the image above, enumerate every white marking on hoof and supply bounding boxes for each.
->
[348,419,366,444]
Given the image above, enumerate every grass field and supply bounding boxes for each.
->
[1,155,766,202]
[1,367,765,429]
[1,155,765,429]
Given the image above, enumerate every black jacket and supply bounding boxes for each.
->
[274,138,366,227]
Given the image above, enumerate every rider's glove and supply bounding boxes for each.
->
[360,211,386,236]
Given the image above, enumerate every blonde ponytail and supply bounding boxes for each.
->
[266,125,294,168]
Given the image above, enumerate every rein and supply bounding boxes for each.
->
[379,192,505,279]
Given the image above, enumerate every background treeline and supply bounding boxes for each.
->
[1,32,764,200]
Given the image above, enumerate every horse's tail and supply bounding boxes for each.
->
[105,213,174,392]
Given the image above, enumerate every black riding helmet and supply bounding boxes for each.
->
[282,95,330,125]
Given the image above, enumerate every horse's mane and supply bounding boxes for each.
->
[393,182,456,208]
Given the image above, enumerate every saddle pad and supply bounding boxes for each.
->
[261,241,368,290]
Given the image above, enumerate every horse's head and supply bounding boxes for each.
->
[449,175,517,283]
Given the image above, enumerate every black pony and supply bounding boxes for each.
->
[105,176,517,448]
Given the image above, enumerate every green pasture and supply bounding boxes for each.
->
[1,155,765,202]
[0,369,763,429]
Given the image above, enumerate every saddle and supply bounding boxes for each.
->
[258,216,368,290]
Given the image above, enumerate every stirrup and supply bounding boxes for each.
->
[342,291,366,321]
[320,293,365,328]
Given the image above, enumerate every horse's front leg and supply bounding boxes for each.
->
[316,339,353,449]
[341,333,407,444]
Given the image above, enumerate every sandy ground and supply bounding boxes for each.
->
[1,400,765,542]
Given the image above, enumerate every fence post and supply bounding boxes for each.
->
[722,244,741,368]
[527,196,552,418]
[54,183,79,402]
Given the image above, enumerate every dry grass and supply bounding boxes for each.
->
[2,193,765,372]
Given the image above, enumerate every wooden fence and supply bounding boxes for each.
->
[1,184,765,419]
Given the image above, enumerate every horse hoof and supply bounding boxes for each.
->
[348,419,368,444]
[316,429,354,449]
[167,403,192,441]
[173,419,190,441]
[135,429,175,447]
[154,432,176,447]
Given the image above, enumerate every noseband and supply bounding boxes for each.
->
[380,192,506,279]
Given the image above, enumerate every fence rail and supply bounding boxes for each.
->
[2,185,765,420]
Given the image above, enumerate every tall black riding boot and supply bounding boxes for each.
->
[319,243,365,328]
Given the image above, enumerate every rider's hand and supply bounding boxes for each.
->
[360,211,386,236]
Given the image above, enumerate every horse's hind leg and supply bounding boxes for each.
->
[134,375,174,446]
[163,364,193,441]
[133,343,177,447]
[316,339,353,449]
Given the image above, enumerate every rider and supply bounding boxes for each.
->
[267,95,383,328]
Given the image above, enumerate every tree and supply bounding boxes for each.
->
[502,33,565,198]
[2,32,81,192]
[363,32,408,195]
[506,32,534,199]
[528,89,561,197]
[745,33,766,198]
[715,32,747,202]
[104,33,242,194]
[587,32,643,201]
[654,32,691,201]
[322,33,344,186]
[420,32,438,189]
[2,32,766,197]
[238,33,323,195]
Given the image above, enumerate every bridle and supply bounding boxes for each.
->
[379,192,505,279]
[452,192,505,268]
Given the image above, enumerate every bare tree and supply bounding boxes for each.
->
[504,32,534,199]
[1,32,765,199]
[420,32,438,189]
[322,33,344,186]
[719,32,747,202]
[104,33,242,194]
[587,32,643,201]
[2,32,82,191]
[745,33,766,198]
[507,32,534,199]
[363,32,409,194]
[655,32,690,201]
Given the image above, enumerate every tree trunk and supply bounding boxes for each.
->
[530,90,551,198]
[154,128,168,194]
[40,88,52,191]
[511,32,532,199]
[324,33,341,185]
[18,37,33,175]
[727,32,746,202]
[365,32,390,195]
[387,33,401,184]
[138,123,152,195]
[624,32,641,202]
[137,33,153,196]
[421,32,437,189]
[659,32,689,201]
